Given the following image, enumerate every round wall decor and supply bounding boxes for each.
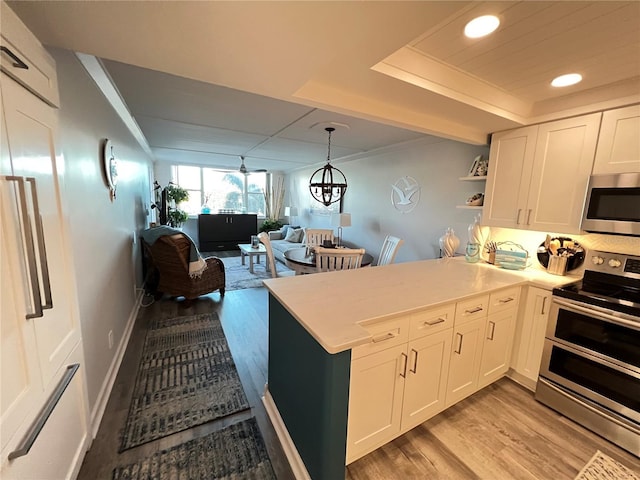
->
[391,176,420,213]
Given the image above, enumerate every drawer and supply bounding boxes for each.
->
[409,303,455,340]
[455,294,490,325]
[352,316,410,360]
[489,287,520,314]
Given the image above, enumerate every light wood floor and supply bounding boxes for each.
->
[78,282,639,480]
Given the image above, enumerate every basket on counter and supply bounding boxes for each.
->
[494,241,529,270]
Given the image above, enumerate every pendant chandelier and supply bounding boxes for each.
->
[309,127,348,207]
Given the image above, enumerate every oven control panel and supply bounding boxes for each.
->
[587,250,640,279]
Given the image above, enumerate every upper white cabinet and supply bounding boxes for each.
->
[0,2,59,107]
[592,105,640,174]
[484,113,601,234]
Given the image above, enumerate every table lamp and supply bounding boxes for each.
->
[331,213,351,247]
[284,206,298,225]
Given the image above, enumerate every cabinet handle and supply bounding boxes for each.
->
[465,306,483,314]
[516,208,522,225]
[541,296,548,315]
[4,176,43,319]
[371,331,396,343]
[498,297,514,304]
[26,178,53,310]
[487,321,496,340]
[424,317,446,326]
[410,349,418,374]
[1,46,29,69]
[526,209,532,225]
[400,352,408,378]
[454,333,463,354]
[8,364,79,460]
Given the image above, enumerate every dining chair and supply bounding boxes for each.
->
[377,235,404,266]
[305,229,335,249]
[315,247,365,272]
[257,232,295,278]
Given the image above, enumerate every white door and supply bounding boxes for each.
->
[478,310,516,389]
[445,317,484,407]
[593,105,640,174]
[526,113,601,234]
[483,126,538,228]
[346,344,405,463]
[401,329,452,431]
[1,76,78,385]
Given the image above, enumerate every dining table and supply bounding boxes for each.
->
[283,246,374,275]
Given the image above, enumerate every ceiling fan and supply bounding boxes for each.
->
[239,156,267,175]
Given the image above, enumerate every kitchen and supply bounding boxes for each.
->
[2,1,640,479]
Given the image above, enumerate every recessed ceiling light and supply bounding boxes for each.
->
[464,15,500,38]
[551,73,583,87]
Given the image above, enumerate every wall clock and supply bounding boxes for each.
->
[102,138,118,201]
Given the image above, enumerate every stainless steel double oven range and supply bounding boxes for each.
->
[536,250,639,456]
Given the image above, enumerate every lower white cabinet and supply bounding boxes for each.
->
[478,309,517,389]
[511,286,552,390]
[347,287,520,464]
[447,288,519,405]
[445,317,485,406]
[347,305,454,463]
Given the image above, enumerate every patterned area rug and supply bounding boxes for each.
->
[113,417,276,480]
[203,254,293,291]
[119,313,249,451]
[574,450,639,480]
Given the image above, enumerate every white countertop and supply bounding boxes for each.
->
[263,258,579,354]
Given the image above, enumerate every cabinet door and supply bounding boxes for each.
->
[1,76,79,385]
[526,113,601,234]
[401,329,452,431]
[593,105,640,174]
[483,126,538,228]
[512,287,551,389]
[346,344,405,463]
[478,309,516,389]
[445,317,484,407]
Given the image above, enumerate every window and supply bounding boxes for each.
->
[172,165,266,216]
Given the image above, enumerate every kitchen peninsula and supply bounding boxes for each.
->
[263,258,577,480]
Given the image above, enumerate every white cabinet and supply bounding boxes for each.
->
[347,304,454,463]
[445,317,485,406]
[478,309,517,389]
[446,287,519,405]
[510,287,552,391]
[484,114,601,234]
[592,105,640,174]
[347,343,406,463]
[0,2,59,107]
[1,5,88,477]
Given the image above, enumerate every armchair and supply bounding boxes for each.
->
[142,233,225,300]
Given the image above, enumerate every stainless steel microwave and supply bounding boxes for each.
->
[581,173,640,236]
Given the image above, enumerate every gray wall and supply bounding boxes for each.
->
[51,48,153,419]
[287,137,489,263]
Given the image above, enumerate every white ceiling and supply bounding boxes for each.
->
[7,1,640,173]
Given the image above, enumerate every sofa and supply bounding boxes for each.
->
[267,225,307,263]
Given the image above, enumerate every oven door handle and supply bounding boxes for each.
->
[552,297,640,331]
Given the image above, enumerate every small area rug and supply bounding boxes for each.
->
[113,417,276,480]
[119,313,249,451]
[574,450,639,480]
[204,254,293,291]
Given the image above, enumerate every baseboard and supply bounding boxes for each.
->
[262,385,311,480]
[88,288,144,438]
[507,368,537,392]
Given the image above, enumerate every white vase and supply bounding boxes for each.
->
[439,227,459,257]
